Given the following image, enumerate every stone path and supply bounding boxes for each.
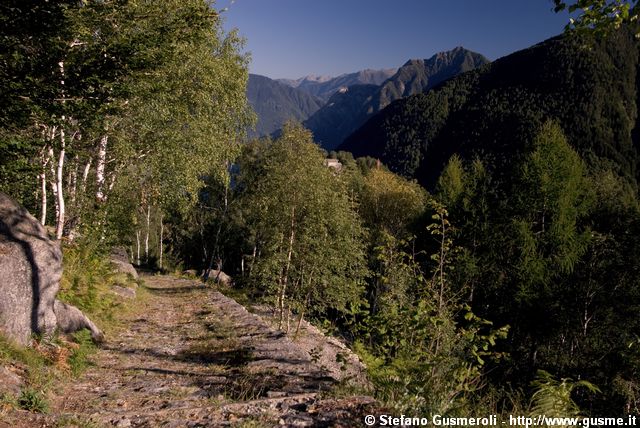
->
[4,276,375,427]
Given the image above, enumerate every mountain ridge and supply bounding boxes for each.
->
[278,68,398,102]
[304,47,490,150]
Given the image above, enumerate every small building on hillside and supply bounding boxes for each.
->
[324,158,343,172]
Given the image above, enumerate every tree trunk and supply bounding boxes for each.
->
[95,134,108,202]
[207,169,230,281]
[68,158,78,206]
[39,146,51,226]
[278,206,296,330]
[145,204,151,264]
[48,146,60,231]
[54,59,67,240]
[107,170,117,193]
[285,305,291,334]
[294,307,306,340]
[55,125,66,240]
[136,230,141,265]
[294,274,314,340]
[81,158,92,194]
[159,212,164,270]
[40,168,47,226]
[249,244,257,277]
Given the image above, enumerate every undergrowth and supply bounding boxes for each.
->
[0,333,95,414]
[58,241,140,331]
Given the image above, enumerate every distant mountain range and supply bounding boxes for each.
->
[278,68,398,102]
[247,74,323,137]
[245,47,489,148]
[304,47,489,150]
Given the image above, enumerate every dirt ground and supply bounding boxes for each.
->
[1,276,376,427]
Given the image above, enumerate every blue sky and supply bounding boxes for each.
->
[220,1,571,79]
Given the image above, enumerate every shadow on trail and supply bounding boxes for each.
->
[176,347,254,366]
[112,366,211,378]
[145,285,206,295]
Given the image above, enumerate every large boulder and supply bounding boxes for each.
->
[54,300,103,342]
[110,246,138,279]
[208,269,232,286]
[0,192,102,345]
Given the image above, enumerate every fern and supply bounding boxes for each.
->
[529,370,600,418]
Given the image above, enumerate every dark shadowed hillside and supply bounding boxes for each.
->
[305,47,489,150]
[247,74,323,137]
[339,31,640,188]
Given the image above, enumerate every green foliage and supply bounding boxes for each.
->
[58,242,121,326]
[235,123,368,329]
[0,336,50,391]
[530,370,600,418]
[0,331,95,414]
[359,199,509,415]
[359,167,428,239]
[513,121,592,291]
[0,0,253,268]
[553,0,639,36]
[429,121,640,414]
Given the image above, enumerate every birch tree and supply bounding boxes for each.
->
[2,0,253,248]
[238,124,367,332]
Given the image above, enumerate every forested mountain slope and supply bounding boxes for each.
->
[340,31,640,188]
[246,74,323,137]
[305,47,489,150]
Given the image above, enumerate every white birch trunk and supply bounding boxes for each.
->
[40,168,48,226]
[55,124,66,240]
[107,171,117,192]
[279,206,296,330]
[54,60,66,240]
[39,146,51,226]
[145,204,150,263]
[95,134,108,202]
[48,146,59,226]
[68,159,78,205]
[81,158,92,194]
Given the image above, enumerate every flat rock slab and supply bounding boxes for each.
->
[3,276,376,427]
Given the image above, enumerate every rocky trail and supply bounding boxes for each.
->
[4,276,376,428]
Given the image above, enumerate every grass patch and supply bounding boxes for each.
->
[54,414,103,428]
[215,284,252,307]
[224,370,284,401]
[0,331,101,414]
[0,335,52,397]
[17,388,49,413]
[67,330,97,376]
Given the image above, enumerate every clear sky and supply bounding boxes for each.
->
[220,1,572,80]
